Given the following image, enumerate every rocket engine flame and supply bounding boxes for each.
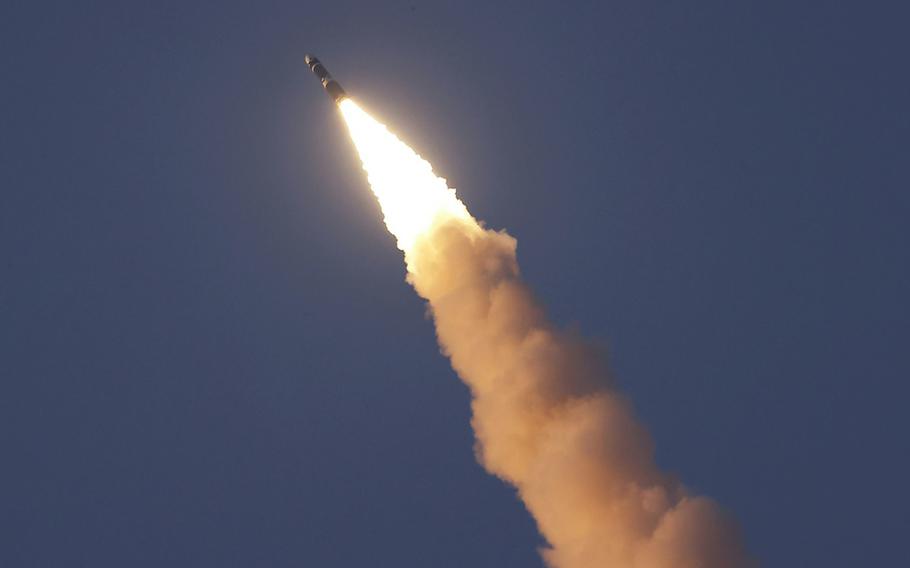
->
[339,100,475,259]
[338,98,754,568]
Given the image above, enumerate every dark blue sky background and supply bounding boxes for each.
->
[3,2,908,566]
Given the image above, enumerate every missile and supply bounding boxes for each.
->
[304,54,348,103]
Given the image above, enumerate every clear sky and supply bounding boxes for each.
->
[2,2,908,566]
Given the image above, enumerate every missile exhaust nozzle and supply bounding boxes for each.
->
[305,54,348,104]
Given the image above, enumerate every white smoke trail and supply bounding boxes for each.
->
[339,99,754,568]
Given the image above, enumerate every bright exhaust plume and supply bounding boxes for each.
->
[338,98,753,568]
[339,99,475,258]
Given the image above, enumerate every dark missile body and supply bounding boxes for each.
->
[305,54,347,103]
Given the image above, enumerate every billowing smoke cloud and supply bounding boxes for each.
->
[339,100,754,568]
